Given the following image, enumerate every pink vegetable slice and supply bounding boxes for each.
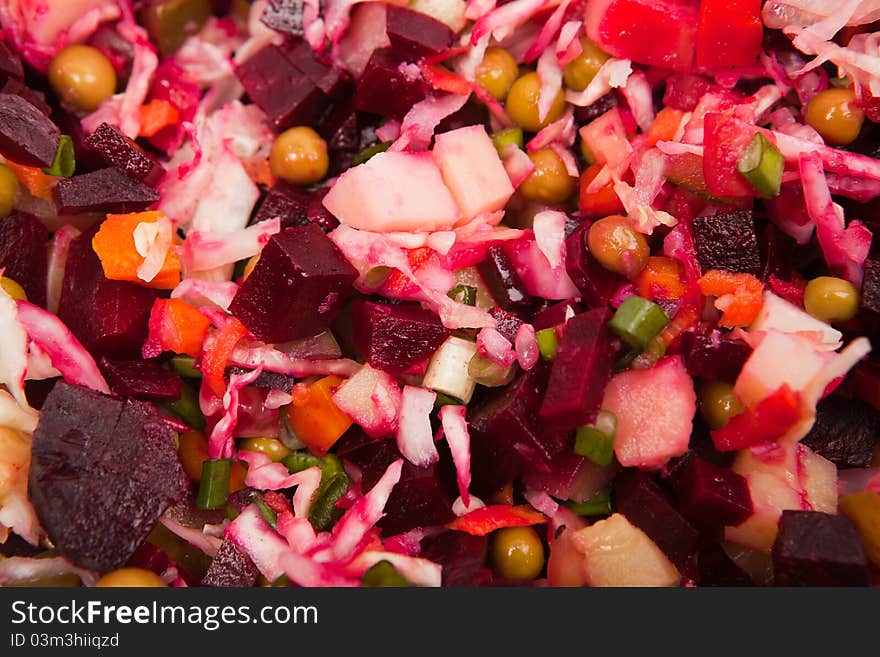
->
[396,385,439,468]
[440,404,473,505]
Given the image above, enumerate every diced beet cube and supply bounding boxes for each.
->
[2,78,51,116]
[227,367,297,392]
[354,48,428,119]
[539,308,617,430]
[861,254,880,314]
[319,101,360,151]
[201,538,259,587]
[280,37,352,99]
[229,224,358,342]
[613,469,700,570]
[420,530,490,587]
[679,326,752,383]
[533,300,579,331]
[0,93,60,167]
[565,221,626,308]
[692,210,760,275]
[772,510,870,586]
[56,167,160,214]
[58,226,160,359]
[84,122,166,186]
[29,382,188,572]
[0,212,48,307]
[385,5,454,60]
[260,0,305,35]
[352,300,451,375]
[98,357,183,403]
[477,246,534,313]
[800,395,880,468]
[671,454,753,528]
[0,41,23,83]
[489,306,523,343]
[251,181,311,228]
[696,543,754,586]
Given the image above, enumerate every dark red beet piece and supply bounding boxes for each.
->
[861,253,880,314]
[573,91,617,125]
[260,0,304,35]
[58,226,159,359]
[251,180,311,227]
[696,543,754,586]
[56,167,160,214]
[354,48,428,119]
[201,539,259,587]
[0,93,60,167]
[352,300,450,375]
[227,367,297,392]
[0,41,23,83]
[772,510,870,586]
[539,308,617,430]
[385,5,454,60]
[565,221,626,308]
[692,210,761,275]
[229,224,357,342]
[236,44,328,128]
[488,306,523,343]
[84,122,166,186]
[420,530,490,587]
[613,470,700,571]
[477,245,533,312]
[98,357,183,403]
[800,395,880,468]
[671,454,753,528]
[0,212,48,307]
[128,542,200,586]
[2,78,51,116]
[532,300,579,331]
[679,326,752,383]
[29,382,187,572]
[280,37,351,99]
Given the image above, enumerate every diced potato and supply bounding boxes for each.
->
[422,336,478,403]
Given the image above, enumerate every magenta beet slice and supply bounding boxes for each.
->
[0,212,48,307]
[0,93,60,167]
[671,454,753,528]
[489,306,524,343]
[56,167,160,214]
[354,48,428,119]
[260,0,304,35]
[772,510,870,586]
[679,326,752,383]
[98,357,183,403]
[2,78,51,116]
[29,382,187,572]
[58,226,160,358]
[385,5,454,60]
[0,41,23,83]
[539,308,617,430]
[614,470,700,570]
[84,122,166,186]
[478,245,533,312]
[281,37,351,99]
[565,221,626,308]
[229,224,358,342]
[353,300,450,375]
[800,396,880,468]
[692,210,760,275]
[201,538,259,587]
[251,181,338,232]
[421,530,490,587]
[861,253,880,314]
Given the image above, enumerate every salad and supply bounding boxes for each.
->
[0,0,879,589]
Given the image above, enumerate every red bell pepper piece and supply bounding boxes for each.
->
[142,298,211,359]
[711,384,802,451]
[200,317,248,397]
[446,505,546,536]
[421,62,471,96]
[696,0,763,69]
[578,163,624,218]
[702,110,759,198]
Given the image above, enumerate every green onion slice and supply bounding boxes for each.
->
[573,410,617,467]
[609,295,669,350]
[41,135,75,177]
[535,327,559,360]
[351,140,392,166]
[565,489,613,516]
[736,132,783,198]
[447,284,477,306]
[196,459,232,510]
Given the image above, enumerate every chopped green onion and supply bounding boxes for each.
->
[566,489,612,516]
[164,381,205,430]
[41,135,75,178]
[361,560,412,587]
[351,140,392,166]
[169,355,201,378]
[253,496,278,528]
[282,450,320,474]
[447,284,477,306]
[573,411,617,467]
[609,295,669,350]
[309,471,348,532]
[535,327,558,360]
[433,392,461,409]
[736,132,783,198]
[468,353,516,387]
[196,459,232,510]
[491,127,524,156]
[363,265,392,289]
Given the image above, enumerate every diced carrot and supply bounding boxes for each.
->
[446,505,547,536]
[635,255,686,300]
[139,99,181,138]
[3,160,55,201]
[91,211,181,289]
[698,269,764,328]
[200,318,248,398]
[242,157,275,187]
[284,375,354,456]
[578,162,624,218]
[229,461,248,493]
[144,298,211,358]
[646,106,686,146]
